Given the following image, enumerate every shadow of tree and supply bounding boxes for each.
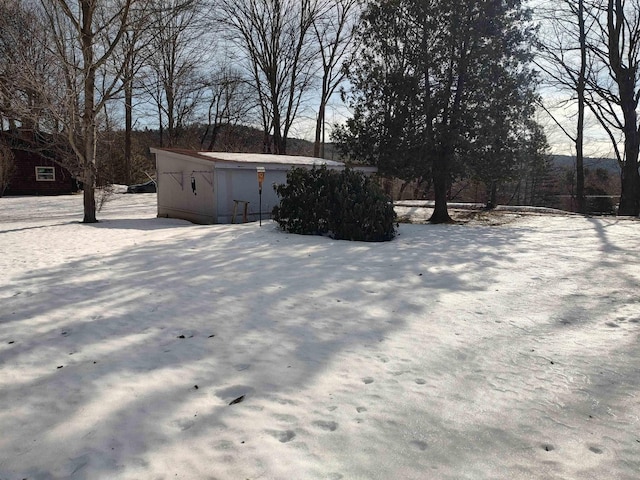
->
[3,214,638,479]
[0,217,522,478]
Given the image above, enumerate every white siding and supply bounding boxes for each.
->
[215,167,288,223]
[157,155,216,224]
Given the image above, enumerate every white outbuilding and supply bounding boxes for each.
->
[150,148,376,224]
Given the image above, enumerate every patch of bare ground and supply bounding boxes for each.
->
[452,210,522,226]
[395,202,580,226]
[396,208,521,226]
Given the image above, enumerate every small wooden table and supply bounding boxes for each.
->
[232,200,250,223]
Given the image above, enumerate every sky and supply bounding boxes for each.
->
[1,192,639,479]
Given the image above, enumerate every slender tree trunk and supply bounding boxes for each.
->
[158,101,164,148]
[272,107,284,154]
[207,124,220,151]
[81,2,97,223]
[167,88,175,147]
[314,74,328,158]
[489,181,498,209]
[263,128,271,153]
[575,0,586,214]
[124,79,132,185]
[321,113,326,158]
[313,103,324,158]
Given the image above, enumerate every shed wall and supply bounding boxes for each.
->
[215,167,287,223]
[157,155,216,224]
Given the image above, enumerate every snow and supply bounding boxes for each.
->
[193,151,346,167]
[1,193,639,480]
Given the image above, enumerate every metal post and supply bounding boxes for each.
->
[259,187,262,226]
[256,167,265,227]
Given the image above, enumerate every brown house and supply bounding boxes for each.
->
[1,132,78,196]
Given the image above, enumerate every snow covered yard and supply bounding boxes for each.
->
[1,193,639,480]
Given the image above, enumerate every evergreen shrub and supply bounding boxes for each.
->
[585,186,616,215]
[272,166,396,242]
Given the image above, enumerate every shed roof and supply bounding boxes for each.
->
[200,151,347,167]
[151,148,346,167]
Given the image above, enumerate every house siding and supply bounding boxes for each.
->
[4,148,77,196]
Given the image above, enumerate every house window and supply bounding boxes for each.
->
[35,166,55,181]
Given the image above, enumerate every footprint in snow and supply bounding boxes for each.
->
[273,413,298,423]
[266,429,296,443]
[171,418,194,431]
[410,440,428,451]
[312,420,338,432]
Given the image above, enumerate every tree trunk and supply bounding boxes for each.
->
[488,181,497,209]
[575,0,586,214]
[313,102,324,158]
[263,129,271,153]
[158,101,164,148]
[618,131,640,215]
[81,1,97,223]
[429,151,452,223]
[272,109,285,154]
[607,0,640,216]
[124,79,132,185]
[207,124,220,151]
[82,167,97,223]
[616,75,640,216]
[167,88,175,147]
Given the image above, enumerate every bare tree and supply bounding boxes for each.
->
[144,0,208,147]
[1,0,137,222]
[536,0,593,213]
[47,0,136,222]
[199,67,255,151]
[586,0,640,216]
[218,0,320,154]
[312,0,361,158]
[0,0,55,132]
[113,2,155,184]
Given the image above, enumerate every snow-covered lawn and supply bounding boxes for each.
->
[1,193,639,480]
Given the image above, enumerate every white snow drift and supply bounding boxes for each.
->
[0,193,639,479]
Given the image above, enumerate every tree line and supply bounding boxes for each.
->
[0,0,639,222]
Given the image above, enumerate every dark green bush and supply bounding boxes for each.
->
[585,186,616,215]
[272,166,396,242]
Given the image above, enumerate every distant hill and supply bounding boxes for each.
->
[551,155,620,174]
